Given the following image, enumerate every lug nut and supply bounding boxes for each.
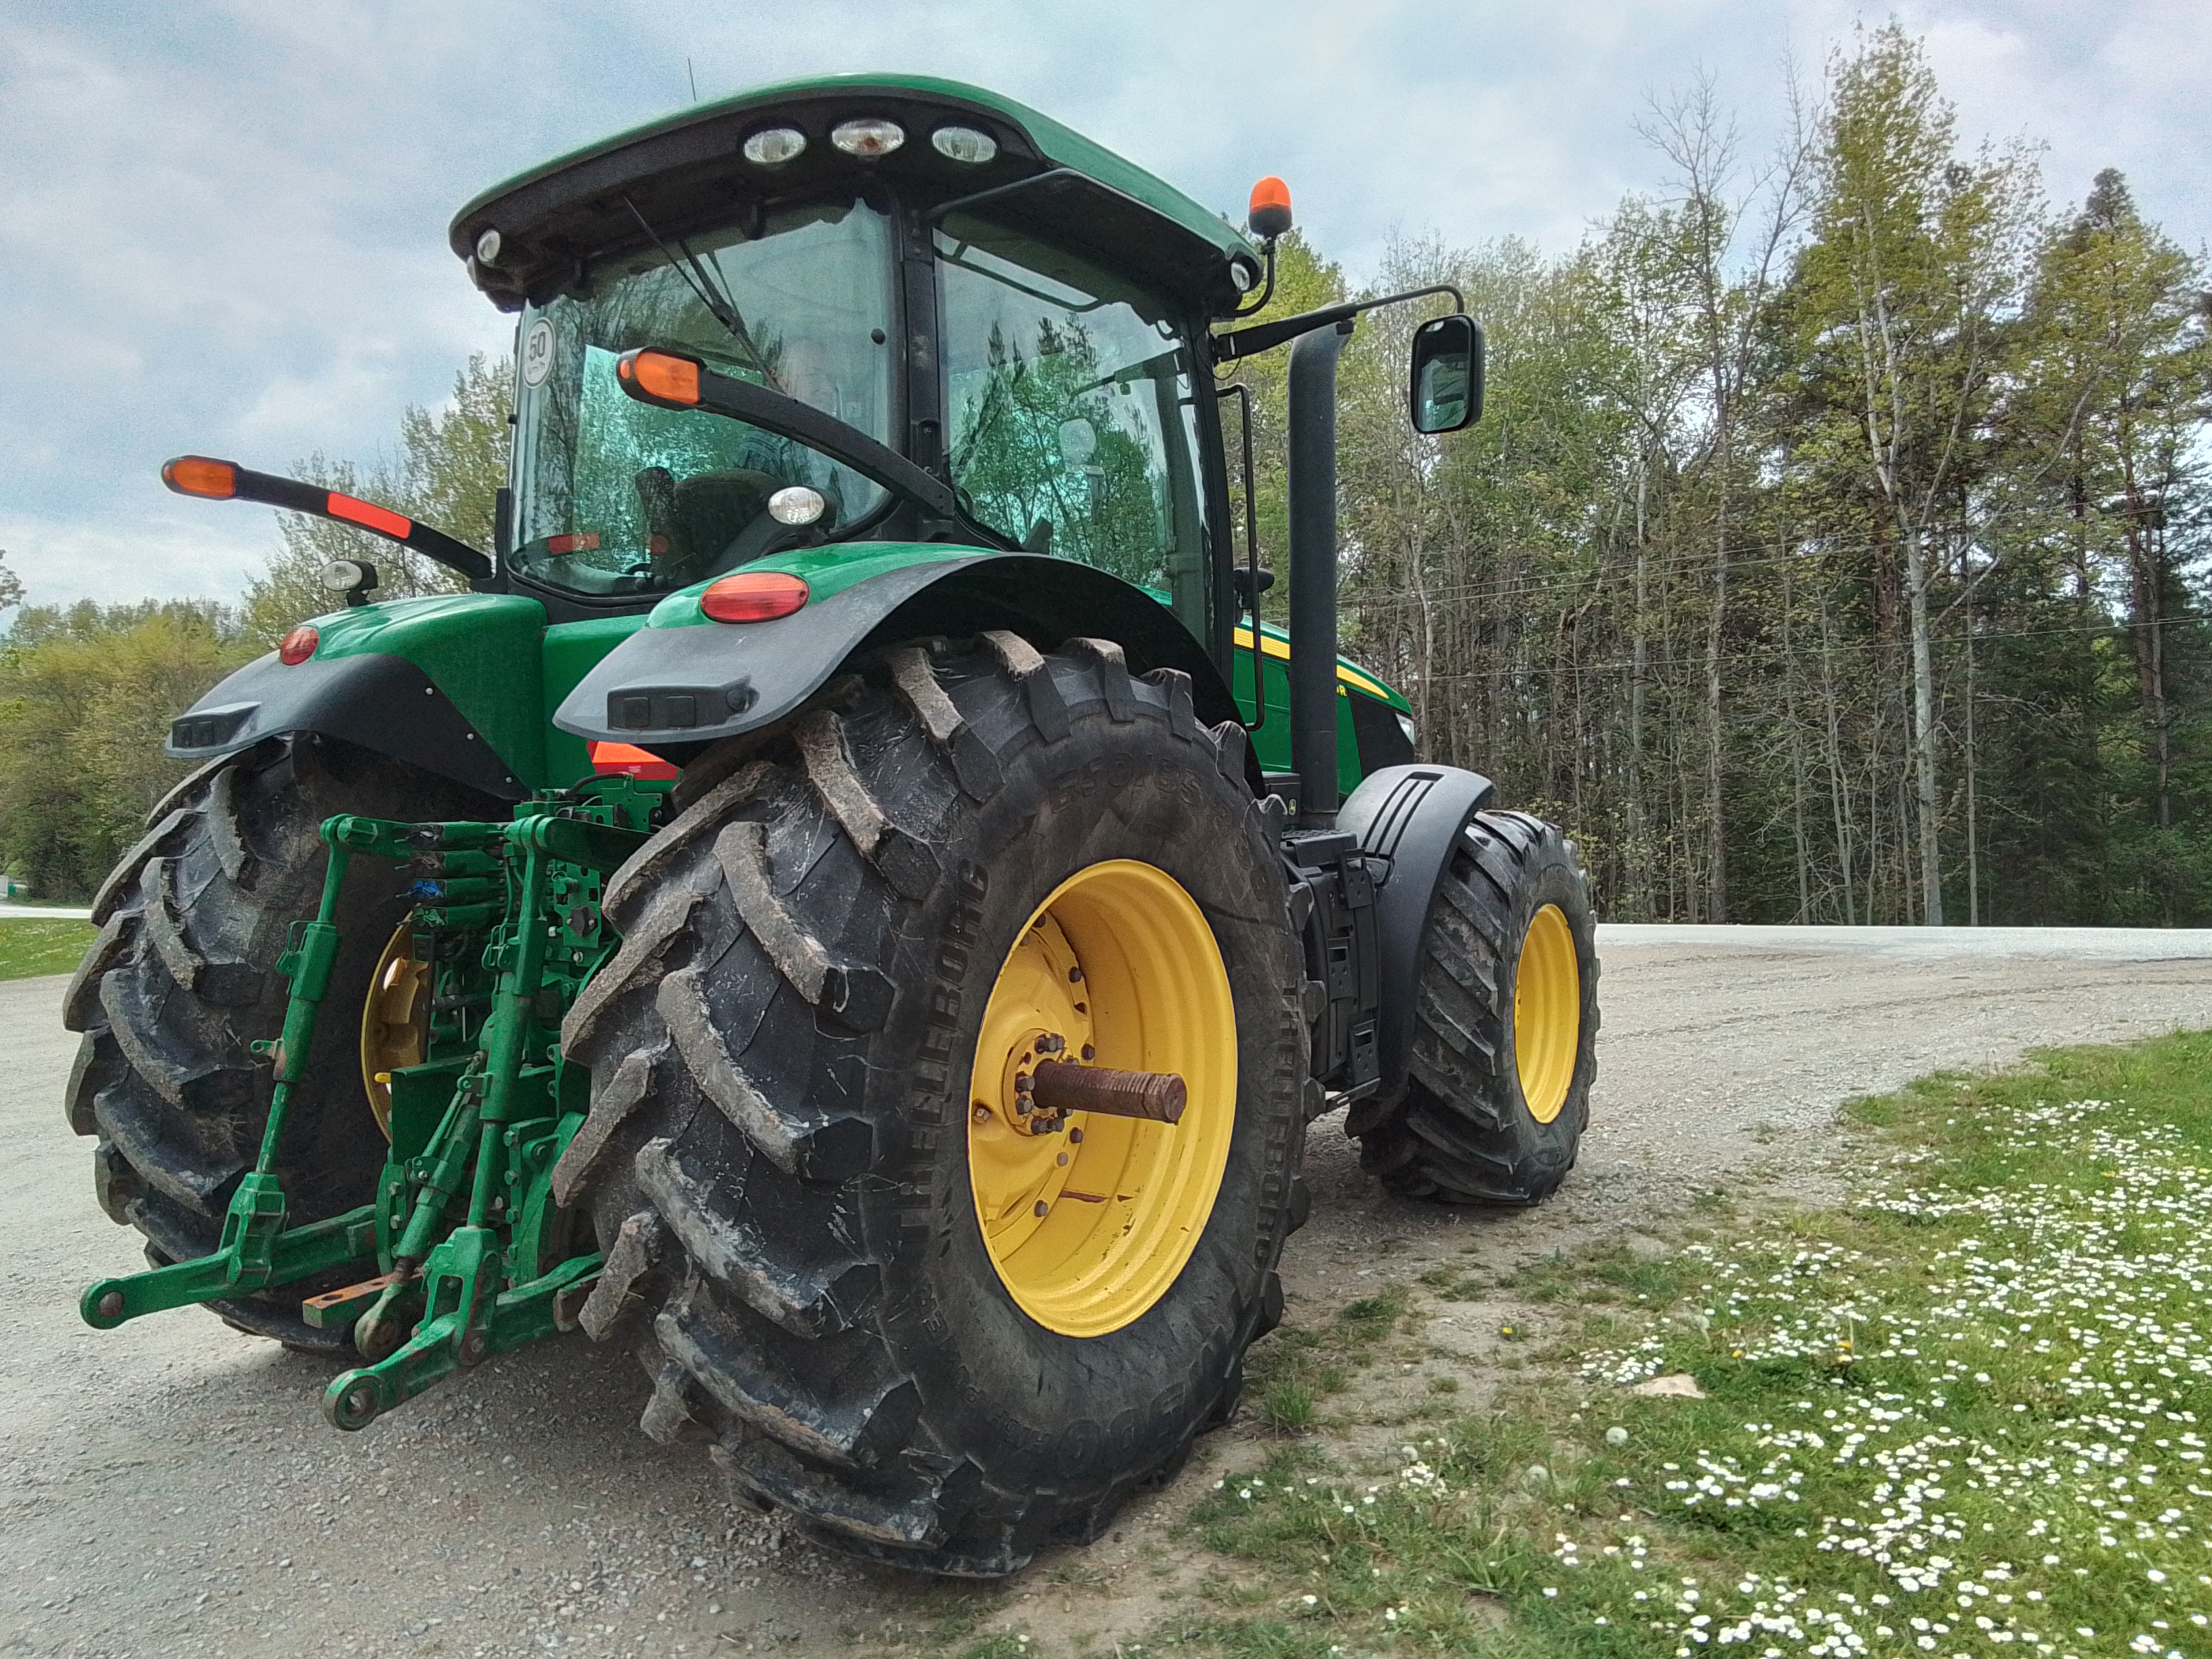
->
[1081,1044,1095,1061]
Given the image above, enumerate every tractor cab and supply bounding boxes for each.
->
[455,75,1256,653]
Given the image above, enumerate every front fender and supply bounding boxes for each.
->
[556,552,1240,750]
[1337,764,1500,1107]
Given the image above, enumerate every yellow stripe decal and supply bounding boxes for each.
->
[1233,629,1393,701]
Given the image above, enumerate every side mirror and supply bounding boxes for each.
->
[1409,313,1484,434]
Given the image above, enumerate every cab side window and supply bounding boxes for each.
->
[935,214,1211,637]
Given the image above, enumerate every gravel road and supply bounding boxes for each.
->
[4,926,2207,1658]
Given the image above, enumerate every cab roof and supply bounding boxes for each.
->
[451,73,1261,316]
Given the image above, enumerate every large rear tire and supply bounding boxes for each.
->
[1347,810,1598,1205]
[62,735,499,1350]
[557,636,1307,1576]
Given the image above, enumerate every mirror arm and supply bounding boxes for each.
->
[165,461,494,582]
[1227,238,1279,320]
[1212,283,1464,364]
[666,360,1019,552]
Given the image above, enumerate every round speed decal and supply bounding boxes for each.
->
[521,319,555,388]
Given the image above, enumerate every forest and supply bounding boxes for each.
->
[3,24,2205,922]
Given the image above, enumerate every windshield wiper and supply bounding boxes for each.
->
[621,197,778,386]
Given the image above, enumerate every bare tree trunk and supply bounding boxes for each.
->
[1782,535,1811,920]
[1820,594,1856,925]
[1627,459,1651,918]
[1901,516,1945,924]
[1706,466,1729,920]
[1964,598,1980,927]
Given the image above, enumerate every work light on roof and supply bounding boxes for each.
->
[742,126,807,166]
[830,117,905,158]
[474,228,502,266]
[930,125,997,165]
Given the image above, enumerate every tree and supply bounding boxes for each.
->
[0,602,251,899]
[1784,24,2036,924]
[241,354,511,645]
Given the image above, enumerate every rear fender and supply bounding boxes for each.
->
[167,651,530,800]
[555,552,1242,755]
[166,594,556,800]
[1336,764,1499,1107]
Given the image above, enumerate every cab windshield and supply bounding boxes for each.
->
[509,192,895,597]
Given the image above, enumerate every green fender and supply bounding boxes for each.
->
[166,594,648,798]
[553,546,1241,755]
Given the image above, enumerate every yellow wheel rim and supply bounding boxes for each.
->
[360,922,430,1141]
[966,859,1237,1338]
[1513,903,1580,1126]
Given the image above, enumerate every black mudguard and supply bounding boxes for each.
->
[554,553,1243,752]
[1336,763,1500,1107]
[166,651,527,800]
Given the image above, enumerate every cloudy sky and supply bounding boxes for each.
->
[3,0,2205,612]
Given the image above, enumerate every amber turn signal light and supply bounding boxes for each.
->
[1248,176,1292,241]
[162,455,238,499]
[617,349,702,407]
[700,571,809,623]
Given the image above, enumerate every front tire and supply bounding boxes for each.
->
[62,735,499,1349]
[1348,811,1599,1205]
[557,636,1307,1575]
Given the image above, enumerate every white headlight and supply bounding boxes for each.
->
[930,125,997,165]
[768,486,827,527]
[830,118,905,158]
[319,559,371,593]
[742,127,807,166]
[474,228,502,266]
[1396,712,1418,747]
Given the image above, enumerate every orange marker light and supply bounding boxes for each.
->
[279,626,320,665]
[1248,176,1293,240]
[327,493,411,540]
[618,349,702,407]
[700,570,809,623]
[162,455,238,499]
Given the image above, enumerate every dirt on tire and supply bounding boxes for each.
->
[556,634,1308,1575]
[62,733,499,1349]
[1349,810,1599,1204]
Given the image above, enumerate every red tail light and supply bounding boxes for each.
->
[279,626,319,665]
[701,571,809,623]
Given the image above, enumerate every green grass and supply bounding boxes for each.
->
[0,916,95,981]
[1166,1028,2212,1658]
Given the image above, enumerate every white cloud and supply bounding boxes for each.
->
[1,506,275,611]
[1,0,2205,609]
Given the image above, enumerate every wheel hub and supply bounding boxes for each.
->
[966,860,1237,1338]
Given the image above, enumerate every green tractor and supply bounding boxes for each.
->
[68,75,1599,1576]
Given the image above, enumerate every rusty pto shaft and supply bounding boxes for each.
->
[1030,1059,1187,1124]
